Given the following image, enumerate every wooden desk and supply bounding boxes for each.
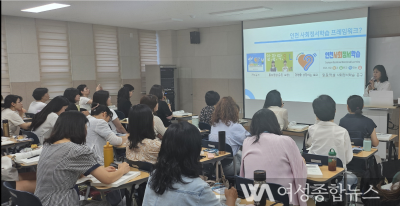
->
[114,142,127,149]
[282,127,308,138]
[1,138,33,154]
[214,192,283,206]
[200,147,231,165]
[352,147,378,159]
[306,166,345,183]
[120,119,128,124]
[378,134,398,160]
[377,134,398,142]
[94,167,150,191]
[6,154,38,168]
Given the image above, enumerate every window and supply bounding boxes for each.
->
[36,19,72,97]
[139,30,158,93]
[1,17,11,96]
[93,25,121,95]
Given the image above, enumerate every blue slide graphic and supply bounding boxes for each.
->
[245,89,255,99]
[255,34,366,44]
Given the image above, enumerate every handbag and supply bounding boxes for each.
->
[1,156,19,181]
[205,162,229,188]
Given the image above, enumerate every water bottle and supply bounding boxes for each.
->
[363,137,372,152]
[2,119,10,137]
[191,116,199,128]
[328,148,337,171]
[103,141,114,167]
[254,170,267,206]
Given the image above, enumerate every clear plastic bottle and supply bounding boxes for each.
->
[254,170,267,206]
[363,138,372,152]
[328,148,337,171]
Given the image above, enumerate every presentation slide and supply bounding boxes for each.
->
[243,17,368,106]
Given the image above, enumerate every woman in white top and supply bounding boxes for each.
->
[209,96,248,176]
[140,94,166,139]
[86,104,128,164]
[27,88,50,114]
[263,90,289,130]
[364,65,392,97]
[77,84,102,111]
[1,95,31,135]
[30,96,69,144]
[93,90,127,134]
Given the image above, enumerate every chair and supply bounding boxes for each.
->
[25,113,35,118]
[124,160,154,206]
[199,122,211,130]
[21,130,40,145]
[234,176,290,206]
[114,110,125,120]
[3,181,42,206]
[202,139,237,177]
[348,131,364,147]
[124,160,153,172]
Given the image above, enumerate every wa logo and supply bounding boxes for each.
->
[240,184,276,202]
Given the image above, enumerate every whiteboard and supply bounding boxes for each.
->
[367,36,400,99]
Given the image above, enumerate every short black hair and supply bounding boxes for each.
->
[347,95,363,115]
[93,90,110,106]
[91,103,113,119]
[250,108,282,143]
[44,111,89,145]
[140,94,158,112]
[32,88,48,101]
[3,95,23,108]
[312,95,336,121]
[149,85,164,100]
[63,88,79,103]
[77,84,87,96]
[263,90,282,108]
[123,84,134,92]
[373,65,388,82]
[205,91,220,106]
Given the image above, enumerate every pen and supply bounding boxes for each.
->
[27,155,39,159]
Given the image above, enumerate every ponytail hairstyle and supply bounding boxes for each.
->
[91,102,113,119]
[347,95,363,115]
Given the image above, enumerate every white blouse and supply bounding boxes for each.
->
[268,106,289,130]
[32,112,58,144]
[363,81,391,97]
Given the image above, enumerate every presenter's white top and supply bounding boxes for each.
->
[32,112,58,144]
[79,97,91,111]
[268,106,289,130]
[363,81,391,97]
[27,101,47,114]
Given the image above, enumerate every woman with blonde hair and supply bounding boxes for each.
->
[209,96,248,176]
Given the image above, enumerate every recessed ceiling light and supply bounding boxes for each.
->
[210,7,272,17]
[22,3,70,13]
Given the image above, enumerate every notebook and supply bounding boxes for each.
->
[306,164,323,178]
[376,133,392,141]
[19,156,40,166]
[1,140,14,146]
[287,124,309,131]
[76,171,141,187]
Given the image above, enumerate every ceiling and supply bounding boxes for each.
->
[2,1,400,31]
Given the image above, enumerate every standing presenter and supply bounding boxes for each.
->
[363,65,391,97]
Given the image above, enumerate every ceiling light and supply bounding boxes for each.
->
[142,18,183,25]
[22,3,70,13]
[210,7,272,17]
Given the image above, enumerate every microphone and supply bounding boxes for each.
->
[366,77,375,87]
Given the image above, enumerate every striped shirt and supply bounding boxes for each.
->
[35,142,100,206]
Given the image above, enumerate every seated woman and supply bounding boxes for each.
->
[126,104,160,164]
[263,90,288,130]
[77,84,102,112]
[86,103,128,164]
[199,91,220,126]
[149,85,172,127]
[63,88,89,116]
[30,96,69,144]
[143,121,238,206]
[34,111,130,206]
[93,90,127,134]
[140,94,166,139]
[1,95,31,135]
[209,96,248,176]
[117,87,132,118]
[27,88,49,114]
[240,108,307,206]
[339,95,379,147]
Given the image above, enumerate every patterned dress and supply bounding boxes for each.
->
[126,138,161,164]
[35,142,100,206]
[199,106,215,126]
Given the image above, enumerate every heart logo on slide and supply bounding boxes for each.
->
[296,53,316,71]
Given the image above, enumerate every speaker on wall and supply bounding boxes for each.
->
[190,31,200,44]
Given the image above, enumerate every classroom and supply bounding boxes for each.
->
[1,1,400,206]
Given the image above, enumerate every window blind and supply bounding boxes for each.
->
[36,19,72,97]
[1,17,11,96]
[139,30,158,93]
[93,25,121,95]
